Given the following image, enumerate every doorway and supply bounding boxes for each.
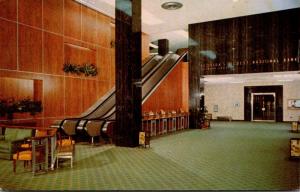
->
[251,93,276,122]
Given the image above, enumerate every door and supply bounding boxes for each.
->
[251,93,276,121]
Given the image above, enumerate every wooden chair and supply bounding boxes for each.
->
[13,136,48,174]
[56,133,74,168]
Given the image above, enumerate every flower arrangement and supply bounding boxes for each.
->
[0,98,42,120]
[63,63,98,77]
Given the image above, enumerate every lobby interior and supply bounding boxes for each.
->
[0,0,300,190]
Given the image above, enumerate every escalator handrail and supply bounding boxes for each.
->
[142,51,188,103]
[82,51,187,121]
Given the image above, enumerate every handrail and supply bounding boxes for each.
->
[142,51,188,104]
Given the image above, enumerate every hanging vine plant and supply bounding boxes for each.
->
[63,62,98,77]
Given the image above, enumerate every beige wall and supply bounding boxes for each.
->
[204,80,300,121]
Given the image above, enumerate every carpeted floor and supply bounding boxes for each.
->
[0,121,299,190]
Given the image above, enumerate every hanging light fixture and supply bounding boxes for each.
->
[161,2,183,10]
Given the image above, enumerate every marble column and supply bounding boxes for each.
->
[115,0,142,147]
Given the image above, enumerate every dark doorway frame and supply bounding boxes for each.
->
[244,86,283,122]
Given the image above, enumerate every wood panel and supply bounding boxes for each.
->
[97,47,111,81]
[64,42,81,71]
[43,0,63,34]
[82,6,97,43]
[65,77,82,117]
[0,77,33,100]
[142,33,150,61]
[18,0,42,28]
[0,19,17,70]
[43,32,64,75]
[80,42,96,67]
[33,79,43,101]
[98,81,111,98]
[19,25,42,73]
[43,75,65,117]
[181,62,189,112]
[97,13,111,48]
[0,0,17,21]
[64,0,81,40]
[142,62,185,112]
[82,79,98,110]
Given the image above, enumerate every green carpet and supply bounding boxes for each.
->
[0,121,299,190]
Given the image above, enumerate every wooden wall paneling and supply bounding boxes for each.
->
[97,47,111,81]
[80,42,96,71]
[43,75,65,117]
[97,13,111,48]
[18,25,42,72]
[0,70,44,80]
[82,79,98,110]
[182,62,189,112]
[0,19,17,70]
[0,0,17,21]
[43,0,63,34]
[64,0,81,40]
[142,63,185,112]
[142,33,150,60]
[18,0,42,28]
[0,77,33,100]
[82,6,97,44]
[97,81,110,99]
[43,32,64,75]
[65,77,82,117]
[33,79,43,102]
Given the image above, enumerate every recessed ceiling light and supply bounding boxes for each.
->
[161,2,183,10]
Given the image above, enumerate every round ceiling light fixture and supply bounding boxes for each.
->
[161,2,183,10]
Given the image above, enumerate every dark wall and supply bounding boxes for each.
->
[244,86,283,122]
[189,8,300,75]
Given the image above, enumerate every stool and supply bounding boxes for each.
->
[13,151,33,173]
[171,117,176,132]
[162,118,168,134]
[150,119,156,137]
[180,116,185,130]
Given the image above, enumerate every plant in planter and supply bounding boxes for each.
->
[80,63,98,76]
[63,62,98,77]
[0,98,42,120]
[63,63,81,75]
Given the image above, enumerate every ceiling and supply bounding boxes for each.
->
[77,0,300,51]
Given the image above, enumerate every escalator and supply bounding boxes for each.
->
[54,51,187,140]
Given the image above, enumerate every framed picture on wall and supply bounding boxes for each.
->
[287,99,300,109]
